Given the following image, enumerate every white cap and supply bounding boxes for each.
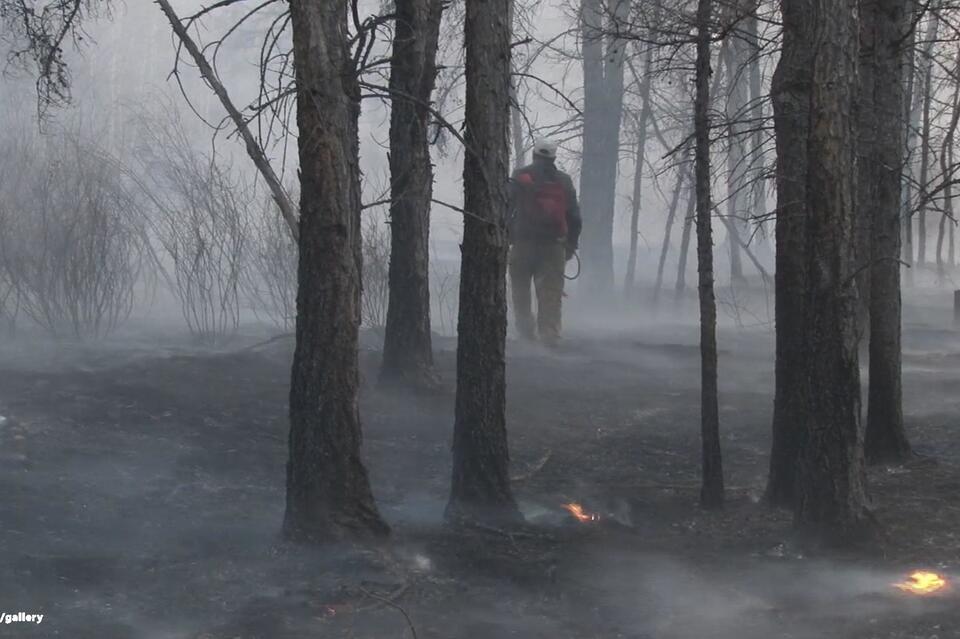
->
[532,138,558,159]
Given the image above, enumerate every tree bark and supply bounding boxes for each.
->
[863,0,911,463]
[379,0,444,389]
[766,0,812,508]
[695,0,724,510]
[793,0,872,543]
[446,0,521,526]
[284,0,389,543]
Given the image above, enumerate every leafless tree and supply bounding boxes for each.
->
[361,214,392,330]
[132,112,249,344]
[0,131,144,338]
[242,195,298,331]
[446,0,522,527]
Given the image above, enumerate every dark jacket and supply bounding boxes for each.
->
[508,158,582,248]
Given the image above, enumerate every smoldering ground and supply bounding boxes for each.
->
[0,288,958,638]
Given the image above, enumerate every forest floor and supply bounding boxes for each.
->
[1,288,959,638]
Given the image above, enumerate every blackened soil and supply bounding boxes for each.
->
[0,303,959,638]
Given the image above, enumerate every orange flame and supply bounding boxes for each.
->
[893,571,948,595]
[562,502,599,522]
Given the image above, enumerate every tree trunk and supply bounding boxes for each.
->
[766,0,812,508]
[863,0,911,463]
[677,44,727,299]
[654,168,688,302]
[579,0,628,298]
[675,181,696,297]
[743,0,765,219]
[723,30,748,285]
[695,0,724,510]
[623,39,655,296]
[380,0,444,389]
[793,0,872,543]
[446,0,521,526]
[854,0,876,336]
[284,0,389,543]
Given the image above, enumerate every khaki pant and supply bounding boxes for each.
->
[509,240,566,345]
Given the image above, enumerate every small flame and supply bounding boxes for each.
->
[893,571,948,595]
[562,502,599,522]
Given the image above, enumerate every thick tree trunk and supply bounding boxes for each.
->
[284,0,389,543]
[380,0,444,389]
[793,0,872,543]
[654,168,688,302]
[579,0,628,298]
[766,0,812,508]
[446,0,521,526]
[863,0,911,463]
[695,0,724,510]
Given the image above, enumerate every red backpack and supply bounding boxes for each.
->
[515,171,569,238]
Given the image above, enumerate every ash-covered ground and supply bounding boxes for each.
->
[0,287,958,638]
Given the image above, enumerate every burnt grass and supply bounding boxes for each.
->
[1,296,959,638]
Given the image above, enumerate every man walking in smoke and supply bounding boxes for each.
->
[508,138,582,347]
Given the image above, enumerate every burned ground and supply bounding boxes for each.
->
[0,293,958,638]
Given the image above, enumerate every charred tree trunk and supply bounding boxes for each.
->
[766,0,812,508]
[579,0,628,298]
[695,0,724,509]
[863,0,911,463]
[446,0,521,526]
[793,0,872,543]
[284,0,389,543]
[380,0,444,389]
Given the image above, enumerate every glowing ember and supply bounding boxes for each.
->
[562,502,599,523]
[893,571,948,595]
